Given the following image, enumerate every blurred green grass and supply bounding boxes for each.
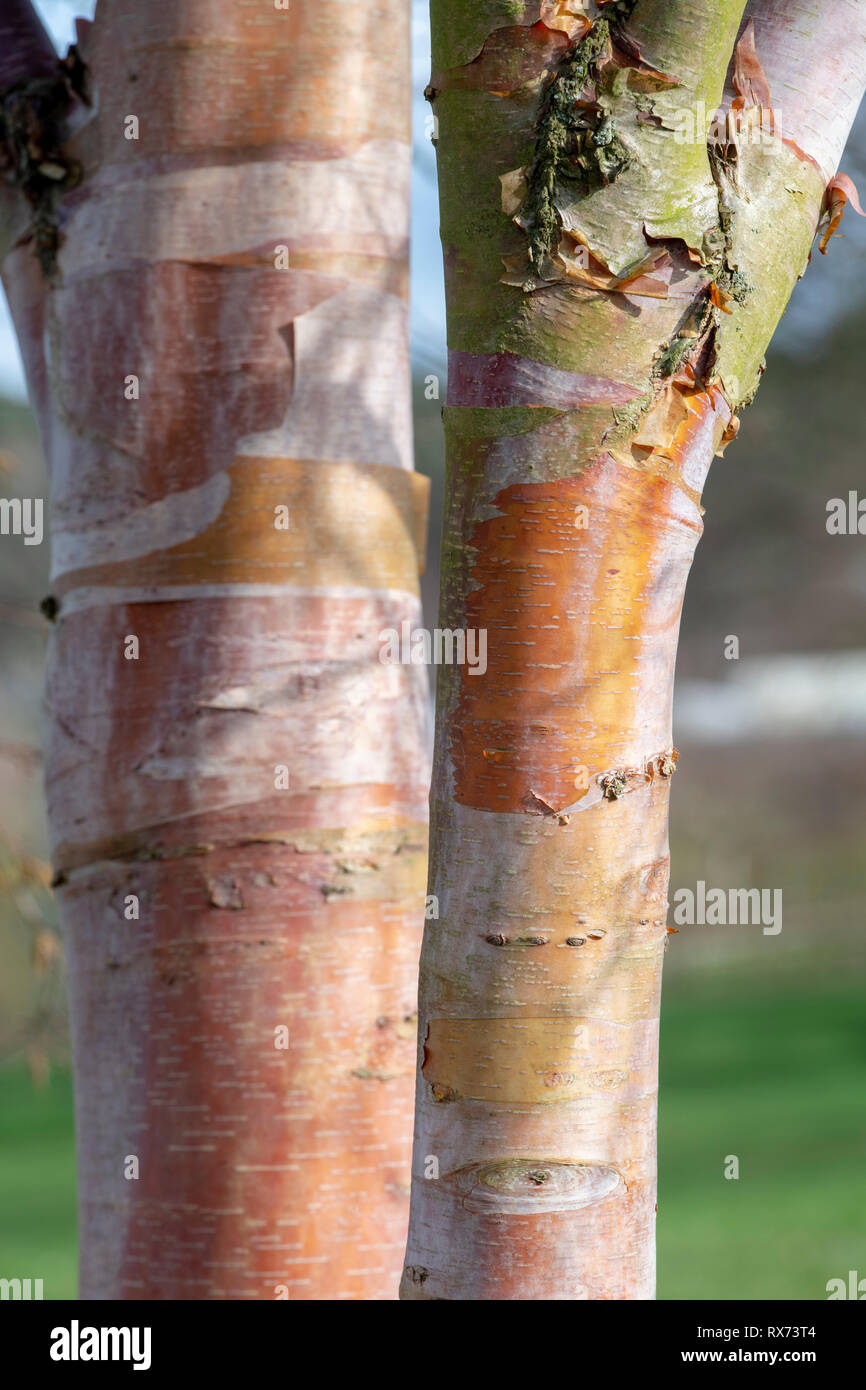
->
[0,1065,77,1299]
[658,975,866,1300]
[0,972,863,1299]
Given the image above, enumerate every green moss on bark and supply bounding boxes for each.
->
[518,18,628,277]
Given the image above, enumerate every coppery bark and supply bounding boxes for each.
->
[2,0,428,1299]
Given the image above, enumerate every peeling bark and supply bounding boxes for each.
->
[2,0,427,1299]
[403,0,866,1300]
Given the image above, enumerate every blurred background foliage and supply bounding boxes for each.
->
[0,0,863,1301]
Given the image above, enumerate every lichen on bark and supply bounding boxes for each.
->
[516,16,627,280]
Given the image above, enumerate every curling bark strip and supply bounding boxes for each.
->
[1,0,428,1299]
[403,0,866,1300]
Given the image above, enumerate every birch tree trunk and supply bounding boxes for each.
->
[402,0,866,1300]
[1,0,428,1300]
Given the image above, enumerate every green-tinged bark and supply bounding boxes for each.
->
[403,0,866,1300]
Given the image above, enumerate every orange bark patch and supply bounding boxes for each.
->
[627,379,732,485]
[540,1,591,42]
[450,457,704,813]
[819,172,866,253]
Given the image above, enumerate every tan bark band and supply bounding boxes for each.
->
[423,1015,657,1105]
[52,456,430,595]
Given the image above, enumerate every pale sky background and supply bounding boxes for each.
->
[1,0,865,401]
